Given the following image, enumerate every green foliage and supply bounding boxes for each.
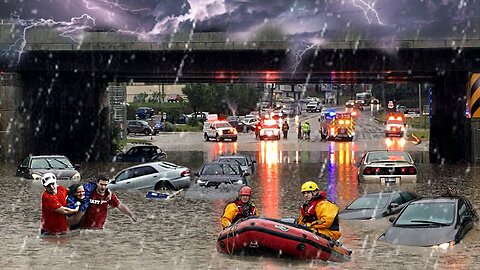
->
[182,83,261,116]
[164,122,176,132]
[110,122,125,154]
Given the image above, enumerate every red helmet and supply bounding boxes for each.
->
[239,186,252,196]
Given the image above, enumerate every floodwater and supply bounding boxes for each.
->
[1,146,480,270]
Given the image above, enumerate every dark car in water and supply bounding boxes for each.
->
[16,155,81,181]
[378,196,478,247]
[195,162,249,188]
[112,145,167,162]
[339,191,419,220]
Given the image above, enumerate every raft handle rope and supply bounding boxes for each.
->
[225,218,243,255]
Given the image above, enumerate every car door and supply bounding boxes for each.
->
[457,198,475,240]
[131,165,160,189]
[112,168,135,189]
[16,157,31,178]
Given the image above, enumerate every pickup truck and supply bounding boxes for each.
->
[306,101,322,113]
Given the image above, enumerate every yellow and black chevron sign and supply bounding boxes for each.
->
[470,73,480,118]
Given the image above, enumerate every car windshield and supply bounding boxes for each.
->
[347,195,390,210]
[216,123,231,128]
[201,164,240,175]
[395,202,455,226]
[366,152,411,163]
[218,157,247,166]
[387,120,404,125]
[31,157,73,169]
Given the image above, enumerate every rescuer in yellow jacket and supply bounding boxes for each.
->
[221,186,259,229]
[297,181,342,240]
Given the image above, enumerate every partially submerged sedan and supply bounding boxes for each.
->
[195,162,249,188]
[357,150,417,184]
[16,155,81,181]
[378,196,478,247]
[108,161,191,191]
[339,191,419,220]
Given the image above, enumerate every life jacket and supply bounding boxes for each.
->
[231,199,257,224]
[300,195,340,231]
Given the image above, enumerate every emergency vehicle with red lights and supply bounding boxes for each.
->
[203,115,238,142]
[328,112,355,141]
[385,114,406,137]
[257,118,281,140]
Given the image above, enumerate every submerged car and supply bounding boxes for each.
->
[195,162,249,188]
[16,155,81,181]
[357,150,417,184]
[215,155,256,175]
[112,145,167,162]
[378,196,478,247]
[339,191,420,220]
[108,161,191,191]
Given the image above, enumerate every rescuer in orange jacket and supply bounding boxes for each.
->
[221,186,259,229]
[297,181,342,240]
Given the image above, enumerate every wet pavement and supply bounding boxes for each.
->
[1,111,479,269]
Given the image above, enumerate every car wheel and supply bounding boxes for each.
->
[143,129,151,135]
[216,134,222,142]
[154,181,174,191]
[126,129,130,135]
[231,137,237,142]
[204,133,209,141]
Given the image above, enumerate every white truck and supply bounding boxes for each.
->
[203,114,238,142]
[306,101,322,113]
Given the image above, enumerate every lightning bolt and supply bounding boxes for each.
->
[290,23,328,78]
[351,0,383,25]
[2,14,95,65]
[82,0,149,12]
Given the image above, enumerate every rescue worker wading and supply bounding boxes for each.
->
[282,121,289,139]
[297,181,342,240]
[221,186,259,229]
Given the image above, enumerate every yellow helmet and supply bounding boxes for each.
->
[301,181,319,192]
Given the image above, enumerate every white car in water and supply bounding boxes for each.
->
[357,150,417,184]
[109,162,191,191]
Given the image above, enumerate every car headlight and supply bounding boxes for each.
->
[234,179,244,184]
[431,241,454,249]
[218,130,223,135]
[196,179,207,184]
[71,172,81,181]
[31,173,42,180]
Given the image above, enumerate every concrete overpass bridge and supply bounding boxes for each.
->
[1,26,480,163]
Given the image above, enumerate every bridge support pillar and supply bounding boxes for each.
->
[472,119,480,164]
[429,72,469,163]
[13,72,112,162]
[0,73,27,161]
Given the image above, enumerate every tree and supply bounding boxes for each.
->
[182,83,212,113]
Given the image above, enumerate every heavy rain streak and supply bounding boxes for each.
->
[1,0,480,270]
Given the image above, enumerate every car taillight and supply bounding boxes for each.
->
[400,166,416,175]
[364,167,379,175]
[181,170,191,177]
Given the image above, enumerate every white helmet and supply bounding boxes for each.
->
[41,173,57,187]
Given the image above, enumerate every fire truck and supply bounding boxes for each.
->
[385,113,406,137]
[319,110,336,140]
[327,112,355,141]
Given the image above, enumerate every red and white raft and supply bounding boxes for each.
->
[216,216,352,262]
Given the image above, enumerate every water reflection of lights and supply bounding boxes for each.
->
[326,142,357,204]
[259,141,280,218]
[208,142,238,161]
[384,137,406,150]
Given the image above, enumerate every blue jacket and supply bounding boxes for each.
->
[66,182,97,215]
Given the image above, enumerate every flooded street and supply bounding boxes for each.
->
[1,145,480,270]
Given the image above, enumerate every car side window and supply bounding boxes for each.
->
[400,192,415,203]
[134,166,157,177]
[116,169,132,182]
[391,193,404,204]
[21,157,29,167]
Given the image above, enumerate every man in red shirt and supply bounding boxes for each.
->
[78,175,137,229]
[41,173,79,235]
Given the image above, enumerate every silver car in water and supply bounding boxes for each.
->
[109,161,191,191]
[357,150,417,184]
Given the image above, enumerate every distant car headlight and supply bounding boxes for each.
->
[31,173,42,180]
[71,172,81,181]
[234,179,244,184]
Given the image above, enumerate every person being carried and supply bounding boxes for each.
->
[40,173,79,235]
[66,183,89,228]
[221,186,259,229]
[297,181,341,240]
[77,174,137,229]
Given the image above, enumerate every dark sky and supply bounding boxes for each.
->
[1,0,479,42]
